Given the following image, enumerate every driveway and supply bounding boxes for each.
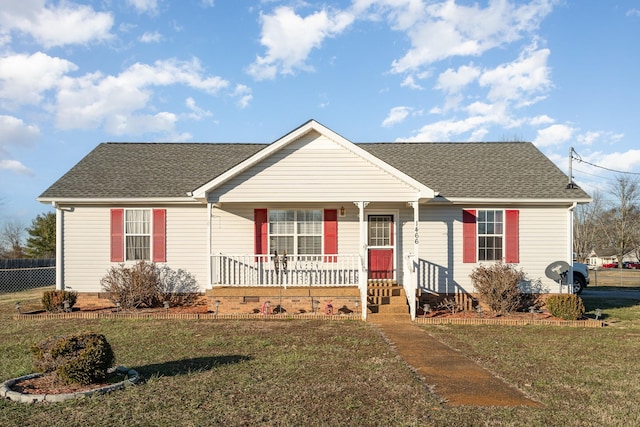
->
[582,288,640,299]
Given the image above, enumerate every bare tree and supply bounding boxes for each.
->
[0,219,26,259]
[573,191,605,262]
[600,176,640,267]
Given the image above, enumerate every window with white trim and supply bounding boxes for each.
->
[269,209,322,255]
[125,209,151,260]
[477,209,503,261]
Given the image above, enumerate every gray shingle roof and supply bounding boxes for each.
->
[360,142,590,200]
[39,140,590,201]
[39,143,266,199]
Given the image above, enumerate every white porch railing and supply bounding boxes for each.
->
[403,253,418,320]
[211,254,360,287]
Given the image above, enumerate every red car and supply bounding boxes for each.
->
[624,262,640,269]
[601,262,618,269]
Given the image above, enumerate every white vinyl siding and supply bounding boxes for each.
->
[405,205,571,294]
[62,205,208,293]
[209,132,420,203]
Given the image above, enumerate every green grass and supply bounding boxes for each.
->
[2,287,640,426]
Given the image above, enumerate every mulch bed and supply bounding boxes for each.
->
[11,373,119,395]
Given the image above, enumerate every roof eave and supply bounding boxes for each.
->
[38,197,203,206]
[426,196,593,205]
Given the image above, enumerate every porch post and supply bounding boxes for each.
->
[355,201,369,320]
[408,201,419,320]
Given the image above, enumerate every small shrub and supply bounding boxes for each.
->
[101,261,200,309]
[31,333,115,385]
[545,294,585,320]
[42,290,78,312]
[157,265,200,307]
[101,261,160,309]
[470,262,525,315]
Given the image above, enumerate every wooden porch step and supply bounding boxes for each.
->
[367,281,409,316]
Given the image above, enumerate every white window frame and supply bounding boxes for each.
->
[125,209,151,261]
[268,209,322,256]
[477,209,504,262]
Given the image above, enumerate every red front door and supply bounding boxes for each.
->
[368,215,394,279]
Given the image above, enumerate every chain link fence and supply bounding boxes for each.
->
[0,259,56,293]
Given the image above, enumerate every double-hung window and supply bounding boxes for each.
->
[125,209,151,261]
[477,209,503,261]
[269,209,322,255]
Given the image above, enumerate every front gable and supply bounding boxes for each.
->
[192,120,435,203]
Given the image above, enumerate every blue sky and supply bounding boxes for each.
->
[1,0,640,226]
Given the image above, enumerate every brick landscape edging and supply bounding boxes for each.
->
[415,317,605,327]
[13,312,361,321]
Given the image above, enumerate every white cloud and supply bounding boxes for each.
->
[382,106,412,127]
[233,84,253,109]
[0,115,39,175]
[0,52,77,106]
[104,112,176,136]
[139,31,162,43]
[0,1,114,48]
[626,8,640,17]
[436,64,481,94]
[576,130,624,146]
[400,75,423,90]
[529,114,554,126]
[247,6,355,80]
[184,97,212,120]
[479,46,551,102]
[533,123,575,147]
[584,149,640,174]
[0,159,33,175]
[56,58,229,133]
[0,115,40,151]
[127,0,159,14]
[399,115,489,142]
[389,0,554,73]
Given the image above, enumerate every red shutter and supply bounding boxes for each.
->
[110,209,124,262]
[324,209,338,262]
[462,209,476,263]
[505,210,519,263]
[254,209,268,257]
[152,209,166,262]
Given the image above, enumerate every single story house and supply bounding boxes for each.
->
[38,120,591,320]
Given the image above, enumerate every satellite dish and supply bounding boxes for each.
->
[545,260,571,282]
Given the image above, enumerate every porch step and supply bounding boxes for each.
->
[367,281,409,316]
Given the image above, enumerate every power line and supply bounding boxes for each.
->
[571,150,640,175]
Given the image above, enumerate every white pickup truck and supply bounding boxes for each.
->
[571,262,590,294]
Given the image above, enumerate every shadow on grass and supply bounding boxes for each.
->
[135,355,252,378]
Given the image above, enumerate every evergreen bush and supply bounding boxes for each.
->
[42,290,78,312]
[31,333,115,385]
[545,294,585,320]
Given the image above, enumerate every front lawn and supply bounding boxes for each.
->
[1,287,639,426]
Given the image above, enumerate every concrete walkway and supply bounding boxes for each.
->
[371,318,543,407]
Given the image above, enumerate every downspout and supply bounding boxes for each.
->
[208,202,212,289]
[52,202,63,291]
[568,202,577,293]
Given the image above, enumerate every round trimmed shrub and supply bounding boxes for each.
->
[31,333,115,385]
